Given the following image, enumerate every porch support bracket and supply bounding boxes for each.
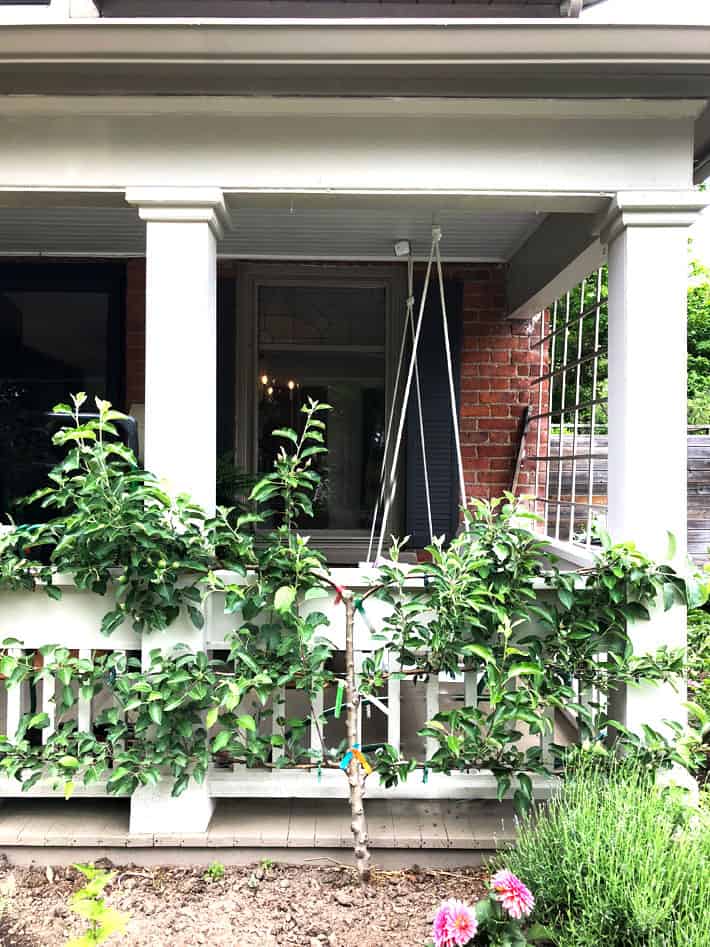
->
[601,189,708,745]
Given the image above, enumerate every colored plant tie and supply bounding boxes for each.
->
[334,680,345,718]
[333,584,345,606]
[354,597,376,636]
[317,764,322,783]
[351,746,373,776]
[423,766,429,784]
[339,743,372,775]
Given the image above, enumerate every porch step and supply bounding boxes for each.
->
[0,798,517,867]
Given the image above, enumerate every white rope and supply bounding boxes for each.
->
[434,229,467,510]
[408,254,435,547]
[369,225,462,562]
[374,236,437,562]
[366,261,416,562]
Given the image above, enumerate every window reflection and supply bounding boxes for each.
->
[257,285,386,531]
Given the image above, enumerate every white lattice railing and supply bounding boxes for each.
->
[0,568,578,801]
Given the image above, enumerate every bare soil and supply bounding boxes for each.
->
[0,860,488,947]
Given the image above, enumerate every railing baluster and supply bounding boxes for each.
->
[355,652,364,747]
[464,669,477,708]
[425,674,439,760]
[5,648,23,741]
[540,706,555,766]
[41,668,57,744]
[310,688,324,755]
[386,656,401,753]
[77,648,92,733]
[271,687,286,763]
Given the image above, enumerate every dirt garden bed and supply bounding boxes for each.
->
[0,860,488,947]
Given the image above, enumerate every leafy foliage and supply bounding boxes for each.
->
[501,760,710,947]
[64,864,129,946]
[368,500,703,814]
[687,605,710,771]
[688,259,710,425]
[0,396,704,818]
[0,394,255,634]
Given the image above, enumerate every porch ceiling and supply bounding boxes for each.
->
[0,204,543,261]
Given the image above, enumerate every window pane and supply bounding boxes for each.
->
[0,286,114,521]
[257,284,386,531]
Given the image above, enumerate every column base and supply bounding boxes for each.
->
[130,779,215,835]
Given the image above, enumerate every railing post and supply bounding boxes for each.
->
[123,187,230,834]
[601,190,707,739]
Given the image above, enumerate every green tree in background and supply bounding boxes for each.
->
[688,258,710,425]
[549,253,710,428]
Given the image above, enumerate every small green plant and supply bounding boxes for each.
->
[64,864,129,946]
[204,861,225,882]
[688,606,710,767]
[259,857,275,872]
[500,760,710,947]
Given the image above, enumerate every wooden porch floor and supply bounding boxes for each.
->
[0,798,517,866]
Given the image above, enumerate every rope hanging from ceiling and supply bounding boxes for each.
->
[367,226,466,564]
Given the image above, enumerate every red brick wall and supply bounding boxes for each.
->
[459,266,541,501]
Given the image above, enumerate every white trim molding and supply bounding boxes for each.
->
[125,186,232,240]
[599,190,710,246]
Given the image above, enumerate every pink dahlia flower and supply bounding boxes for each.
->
[490,870,535,920]
[432,898,478,947]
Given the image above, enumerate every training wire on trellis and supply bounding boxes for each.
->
[367,226,467,564]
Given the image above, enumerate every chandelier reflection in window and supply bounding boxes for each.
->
[259,372,300,426]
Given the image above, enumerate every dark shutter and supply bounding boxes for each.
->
[405,279,463,549]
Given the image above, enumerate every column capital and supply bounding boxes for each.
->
[125,186,231,240]
[599,189,709,246]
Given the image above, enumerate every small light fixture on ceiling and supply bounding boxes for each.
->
[393,240,411,258]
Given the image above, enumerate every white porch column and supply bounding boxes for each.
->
[125,187,230,514]
[601,191,707,738]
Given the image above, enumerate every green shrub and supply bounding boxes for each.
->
[501,762,710,947]
[689,608,710,721]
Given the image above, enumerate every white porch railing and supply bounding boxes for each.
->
[0,568,576,804]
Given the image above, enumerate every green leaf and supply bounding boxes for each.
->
[505,662,542,683]
[271,428,298,444]
[557,588,574,610]
[100,609,125,636]
[64,780,75,801]
[462,643,495,664]
[148,703,163,726]
[212,730,231,753]
[58,755,80,770]
[666,530,677,561]
[205,707,219,730]
[274,585,296,613]
[236,714,256,733]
